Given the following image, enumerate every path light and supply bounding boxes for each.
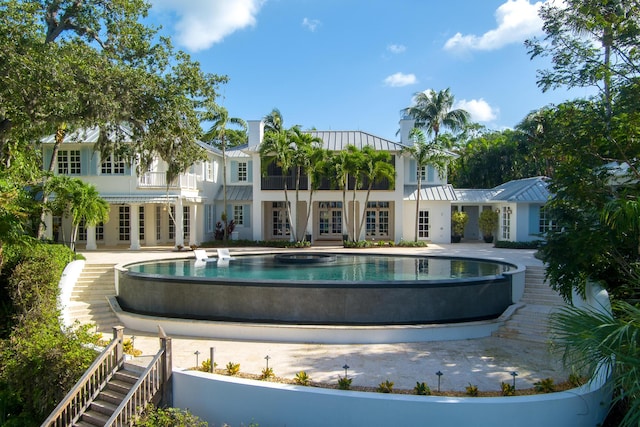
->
[265,355,271,371]
[510,371,518,388]
[436,371,443,392]
[210,347,215,373]
[130,335,136,349]
[194,350,201,367]
[343,364,350,379]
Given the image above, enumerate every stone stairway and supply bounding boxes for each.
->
[74,364,144,426]
[67,263,120,334]
[493,266,568,344]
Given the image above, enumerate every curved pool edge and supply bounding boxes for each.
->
[107,296,517,344]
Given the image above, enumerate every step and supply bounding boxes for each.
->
[90,398,118,416]
[99,386,128,406]
[115,368,142,384]
[107,378,135,395]
[79,409,110,426]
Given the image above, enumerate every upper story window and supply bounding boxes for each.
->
[237,162,248,182]
[205,161,214,181]
[417,165,427,182]
[539,206,558,233]
[101,153,125,175]
[58,150,81,175]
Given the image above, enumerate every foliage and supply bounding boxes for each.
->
[494,240,543,250]
[501,382,516,396]
[226,362,240,376]
[451,211,469,236]
[123,338,142,357]
[215,220,235,241]
[377,380,394,393]
[479,209,499,238]
[403,88,470,141]
[294,371,311,386]
[396,240,427,247]
[414,381,431,395]
[337,376,352,390]
[533,378,556,393]
[465,383,478,397]
[196,358,215,373]
[0,241,98,424]
[133,404,208,427]
[260,367,275,380]
[550,301,640,426]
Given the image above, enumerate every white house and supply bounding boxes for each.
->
[41,120,550,249]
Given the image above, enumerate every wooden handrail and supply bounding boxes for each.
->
[41,326,125,427]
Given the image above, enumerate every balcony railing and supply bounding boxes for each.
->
[138,171,197,189]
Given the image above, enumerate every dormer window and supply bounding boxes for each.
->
[101,153,125,175]
[238,161,248,182]
[58,150,81,175]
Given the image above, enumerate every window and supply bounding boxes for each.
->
[156,206,162,241]
[58,150,81,175]
[416,165,427,182]
[318,202,342,236]
[418,210,429,238]
[78,220,104,241]
[365,202,390,238]
[206,161,214,181]
[233,205,244,226]
[501,208,511,240]
[205,205,215,233]
[238,162,248,182]
[119,206,130,241]
[539,206,558,233]
[168,206,175,240]
[101,153,125,175]
[139,206,145,241]
[183,206,190,241]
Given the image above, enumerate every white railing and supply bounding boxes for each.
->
[138,172,197,189]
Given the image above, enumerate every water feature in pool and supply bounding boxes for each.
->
[118,253,517,325]
[126,253,513,283]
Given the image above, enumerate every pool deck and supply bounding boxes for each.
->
[79,243,567,394]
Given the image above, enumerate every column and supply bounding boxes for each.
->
[189,204,198,247]
[175,198,184,248]
[86,225,97,250]
[43,213,54,240]
[129,204,141,250]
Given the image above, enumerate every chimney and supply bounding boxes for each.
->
[247,120,264,148]
[399,118,416,145]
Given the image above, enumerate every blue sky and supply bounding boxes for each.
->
[149,0,590,141]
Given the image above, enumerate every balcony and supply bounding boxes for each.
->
[138,171,197,189]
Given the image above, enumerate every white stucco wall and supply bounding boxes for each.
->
[402,200,451,244]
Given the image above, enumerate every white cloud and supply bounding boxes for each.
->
[302,17,321,32]
[455,99,498,122]
[383,72,418,87]
[387,44,406,54]
[151,0,265,52]
[443,0,545,52]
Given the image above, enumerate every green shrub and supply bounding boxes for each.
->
[465,383,479,396]
[225,362,240,376]
[494,240,543,249]
[377,380,394,393]
[534,378,555,393]
[260,367,275,380]
[196,358,215,373]
[133,404,207,426]
[294,371,311,386]
[414,381,431,395]
[337,376,352,390]
[501,382,515,396]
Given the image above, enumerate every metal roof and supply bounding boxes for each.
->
[215,185,253,201]
[454,177,550,203]
[404,185,457,201]
[40,125,133,144]
[308,131,406,152]
[100,195,178,204]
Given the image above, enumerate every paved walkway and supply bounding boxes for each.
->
[80,243,566,394]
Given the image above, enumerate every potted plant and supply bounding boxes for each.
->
[451,211,468,243]
[479,209,499,243]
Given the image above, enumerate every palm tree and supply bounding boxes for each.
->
[259,128,296,241]
[301,146,331,242]
[403,129,450,242]
[288,126,323,241]
[263,108,284,134]
[355,146,395,241]
[403,88,470,142]
[203,106,247,240]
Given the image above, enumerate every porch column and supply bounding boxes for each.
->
[175,198,184,248]
[189,204,198,247]
[43,213,53,240]
[86,225,97,250]
[129,204,141,250]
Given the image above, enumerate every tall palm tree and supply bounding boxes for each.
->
[355,146,396,241]
[289,126,323,241]
[403,129,450,242]
[259,128,296,241]
[301,146,331,242]
[403,88,470,143]
[203,106,247,240]
[263,108,284,134]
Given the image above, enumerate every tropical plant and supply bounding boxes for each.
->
[225,362,240,376]
[501,382,515,396]
[263,108,285,134]
[355,146,396,241]
[479,209,499,241]
[203,106,247,240]
[403,128,451,242]
[337,376,352,390]
[465,383,478,396]
[414,381,431,395]
[403,88,470,142]
[295,370,312,386]
[329,146,362,242]
[133,404,208,427]
[451,211,469,238]
[533,378,555,393]
[261,367,275,380]
[377,380,394,393]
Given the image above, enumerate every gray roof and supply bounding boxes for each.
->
[454,177,550,203]
[41,125,133,144]
[215,185,253,201]
[404,185,457,201]
[309,131,406,152]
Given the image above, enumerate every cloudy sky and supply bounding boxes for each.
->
[149,0,589,141]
